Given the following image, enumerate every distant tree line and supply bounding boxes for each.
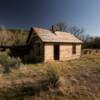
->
[83,37,100,49]
[50,22,100,49]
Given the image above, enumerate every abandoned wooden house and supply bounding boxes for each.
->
[26,27,83,62]
[0,27,83,62]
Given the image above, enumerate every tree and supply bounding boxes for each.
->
[68,25,84,39]
[50,22,67,32]
[50,22,84,40]
[50,22,100,49]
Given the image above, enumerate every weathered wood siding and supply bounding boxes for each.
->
[60,44,81,61]
[44,43,54,61]
[44,43,82,62]
[24,32,44,62]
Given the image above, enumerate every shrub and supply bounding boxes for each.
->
[0,52,22,73]
[47,66,59,88]
[96,67,100,72]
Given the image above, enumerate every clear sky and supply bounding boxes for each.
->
[0,0,100,36]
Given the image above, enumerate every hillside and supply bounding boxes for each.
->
[0,52,100,100]
[0,29,29,45]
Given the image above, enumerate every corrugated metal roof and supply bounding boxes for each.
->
[32,27,83,43]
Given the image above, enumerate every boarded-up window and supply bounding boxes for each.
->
[72,44,76,54]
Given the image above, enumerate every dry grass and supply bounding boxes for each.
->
[0,52,100,100]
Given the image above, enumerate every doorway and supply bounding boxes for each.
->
[54,44,60,60]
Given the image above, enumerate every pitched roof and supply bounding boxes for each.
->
[30,27,83,43]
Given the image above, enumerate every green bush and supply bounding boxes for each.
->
[0,52,22,73]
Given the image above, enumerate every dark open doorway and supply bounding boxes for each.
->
[54,44,60,60]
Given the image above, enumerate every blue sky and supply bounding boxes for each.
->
[0,0,100,36]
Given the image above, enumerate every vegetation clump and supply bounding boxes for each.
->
[0,52,22,73]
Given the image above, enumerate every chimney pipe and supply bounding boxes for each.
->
[51,25,57,33]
